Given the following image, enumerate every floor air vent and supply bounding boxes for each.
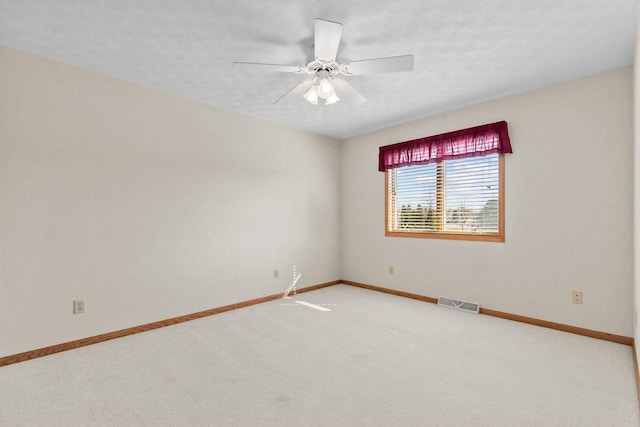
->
[437,296,480,314]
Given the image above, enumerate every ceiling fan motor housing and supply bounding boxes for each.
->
[306,60,339,76]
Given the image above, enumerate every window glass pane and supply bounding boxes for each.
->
[393,163,437,231]
[443,154,499,233]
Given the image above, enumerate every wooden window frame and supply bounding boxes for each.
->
[385,155,505,242]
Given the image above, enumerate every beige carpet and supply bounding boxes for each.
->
[0,284,638,426]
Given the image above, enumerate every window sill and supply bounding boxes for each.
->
[385,230,504,242]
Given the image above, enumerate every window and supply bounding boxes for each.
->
[386,154,504,241]
[379,121,512,242]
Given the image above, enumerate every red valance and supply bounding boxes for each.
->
[378,121,512,172]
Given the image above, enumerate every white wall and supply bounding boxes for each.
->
[634,4,640,360]
[0,46,341,357]
[342,67,633,337]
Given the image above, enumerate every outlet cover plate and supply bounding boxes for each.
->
[571,291,582,304]
[73,299,86,314]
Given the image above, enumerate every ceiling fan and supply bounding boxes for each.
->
[233,18,414,106]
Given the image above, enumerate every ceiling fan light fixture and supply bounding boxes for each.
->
[303,78,341,105]
[303,86,319,104]
[324,93,340,105]
[318,78,334,97]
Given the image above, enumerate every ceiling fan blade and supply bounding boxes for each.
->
[274,80,314,104]
[233,62,304,73]
[341,55,414,75]
[314,18,342,62]
[331,79,366,106]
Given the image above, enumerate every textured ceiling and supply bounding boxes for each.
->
[0,0,636,139]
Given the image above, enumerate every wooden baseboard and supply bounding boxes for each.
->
[0,280,340,368]
[340,280,633,346]
[479,307,633,346]
[634,343,640,406]
[341,280,438,304]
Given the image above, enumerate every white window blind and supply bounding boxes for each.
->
[387,153,501,238]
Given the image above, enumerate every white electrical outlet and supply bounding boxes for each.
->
[571,291,582,305]
[73,299,86,314]
[273,269,279,279]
